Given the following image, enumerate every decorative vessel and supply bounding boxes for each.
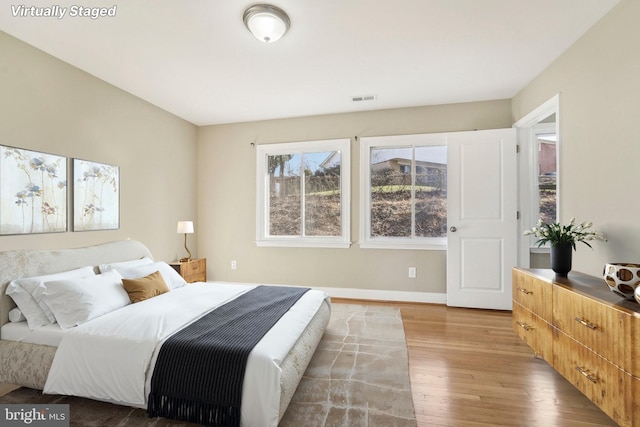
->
[603,263,640,300]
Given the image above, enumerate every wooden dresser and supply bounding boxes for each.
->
[513,268,640,426]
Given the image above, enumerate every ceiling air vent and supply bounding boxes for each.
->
[352,94,377,102]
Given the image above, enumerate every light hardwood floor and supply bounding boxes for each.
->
[334,298,617,427]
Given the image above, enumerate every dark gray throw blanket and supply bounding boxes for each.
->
[147,285,310,426]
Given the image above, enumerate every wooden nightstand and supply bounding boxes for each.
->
[169,258,206,283]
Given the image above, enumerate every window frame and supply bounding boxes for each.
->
[359,133,448,250]
[255,138,351,248]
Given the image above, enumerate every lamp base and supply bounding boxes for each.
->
[181,233,192,263]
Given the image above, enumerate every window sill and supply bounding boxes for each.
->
[255,240,352,249]
[530,246,550,254]
[359,241,446,251]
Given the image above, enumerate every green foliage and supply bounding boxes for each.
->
[523,218,606,250]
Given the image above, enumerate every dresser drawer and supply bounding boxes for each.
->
[629,375,640,426]
[512,269,552,320]
[553,284,639,376]
[512,302,553,363]
[553,330,631,426]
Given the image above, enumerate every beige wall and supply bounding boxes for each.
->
[5,0,632,293]
[512,0,640,277]
[0,32,198,262]
[198,101,512,294]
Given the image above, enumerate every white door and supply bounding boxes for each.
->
[446,129,517,310]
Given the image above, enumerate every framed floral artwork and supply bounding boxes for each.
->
[0,145,68,235]
[73,158,119,231]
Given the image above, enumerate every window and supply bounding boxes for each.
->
[256,139,350,248]
[360,133,447,249]
[524,119,558,250]
[534,121,557,225]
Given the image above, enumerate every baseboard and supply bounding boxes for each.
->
[209,281,447,304]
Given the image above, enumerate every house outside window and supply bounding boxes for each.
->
[536,125,557,225]
[360,133,447,250]
[524,119,558,250]
[256,138,351,248]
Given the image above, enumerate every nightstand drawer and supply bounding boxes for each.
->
[183,259,205,278]
[170,258,206,283]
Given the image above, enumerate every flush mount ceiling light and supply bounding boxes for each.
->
[243,4,290,43]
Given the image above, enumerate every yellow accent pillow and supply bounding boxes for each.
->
[121,270,170,303]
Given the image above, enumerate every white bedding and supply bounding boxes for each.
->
[43,282,328,427]
[0,322,64,347]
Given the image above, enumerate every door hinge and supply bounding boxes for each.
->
[516,144,520,153]
[517,211,520,220]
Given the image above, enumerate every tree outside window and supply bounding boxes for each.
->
[256,139,350,248]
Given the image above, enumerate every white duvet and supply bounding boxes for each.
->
[44,283,328,427]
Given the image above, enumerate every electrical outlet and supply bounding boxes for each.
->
[408,267,417,278]
[231,260,237,270]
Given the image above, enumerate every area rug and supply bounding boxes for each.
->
[0,303,416,427]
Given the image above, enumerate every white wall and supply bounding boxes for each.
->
[4,0,633,289]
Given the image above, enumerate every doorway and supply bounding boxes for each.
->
[514,94,560,269]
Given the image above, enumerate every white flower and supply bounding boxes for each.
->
[523,218,606,249]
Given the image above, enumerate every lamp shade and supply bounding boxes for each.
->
[243,4,290,43]
[177,221,194,234]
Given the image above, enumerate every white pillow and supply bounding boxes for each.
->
[98,257,154,274]
[8,307,26,323]
[43,270,130,329]
[6,266,96,330]
[110,261,187,290]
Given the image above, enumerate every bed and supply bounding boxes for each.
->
[0,240,330,426]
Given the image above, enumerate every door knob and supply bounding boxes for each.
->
[449,226,457,232]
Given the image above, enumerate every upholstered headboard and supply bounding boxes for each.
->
[0,240,153,327]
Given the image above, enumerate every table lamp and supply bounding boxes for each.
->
[177,221,194,262]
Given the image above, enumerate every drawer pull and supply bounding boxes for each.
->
[517,287,532,295]
[574,317,597,330]
[575,366,597,383]
[516,321,533,331]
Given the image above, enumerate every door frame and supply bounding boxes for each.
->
[513,94,560,268]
